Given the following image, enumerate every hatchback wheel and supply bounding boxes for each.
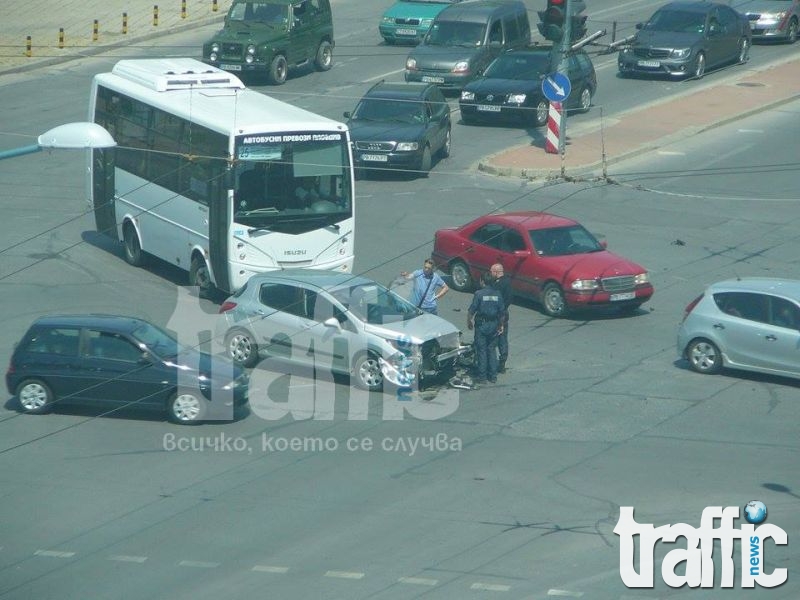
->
[168,391,207,424]
[542,283,568,317]
[354,353,383,392]
[17,379,53,414]
[226,329,258,368]
[449,259,473,292]
[686,339,722,374]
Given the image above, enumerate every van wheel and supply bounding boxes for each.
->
[353,353,383,392]
[189,256,212,297]
[686,339,722,374]
[268,55,288,85]
[17,379,53,414]
[314,41,333,71]
[123,222,145,267]
[168,391,207,424]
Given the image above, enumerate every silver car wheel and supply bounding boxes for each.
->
[687,339,722,374]
[226,330,257,367]
[169,392,206,423]
[355,355,383,391]
[542,283,567,317]
[449,260,473,292]
[579,87,591,112]
[738,38,750,64]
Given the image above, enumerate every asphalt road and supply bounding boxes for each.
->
[1,3,799,599]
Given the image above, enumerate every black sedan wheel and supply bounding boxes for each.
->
[737,38,750,64]
[168,391,207,424]
[418,145,432,177]
[534,100,548,127]
[578,86,592,113]
[693,52,706,79]
[439,127,451,158]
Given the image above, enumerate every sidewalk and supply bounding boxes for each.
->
[479,56,800,180]
[0,0,232,75]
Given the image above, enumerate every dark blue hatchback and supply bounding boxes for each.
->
[6,315,248,424]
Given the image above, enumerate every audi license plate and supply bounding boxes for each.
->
[637,60,660,68]
[220,63,242,71]
[477,104,501,112]
[396,28,417,36]
[421,75,445,83]
[361,154,388,162]
[610,292,636,301]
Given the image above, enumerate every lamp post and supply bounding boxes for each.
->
[0,122,116,161]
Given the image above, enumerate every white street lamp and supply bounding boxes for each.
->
[0,122,116,160]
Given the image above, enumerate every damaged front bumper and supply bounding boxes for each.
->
[379,344,472,387]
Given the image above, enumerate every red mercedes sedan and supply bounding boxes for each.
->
[432,212,654,317]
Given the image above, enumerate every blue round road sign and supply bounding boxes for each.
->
[542,72,571,103]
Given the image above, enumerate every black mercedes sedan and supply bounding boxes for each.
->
[459,47,597,127]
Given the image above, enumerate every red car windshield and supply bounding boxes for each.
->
[529,225,604,257]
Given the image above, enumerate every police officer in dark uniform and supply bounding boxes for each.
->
[468,273,505,384]
[490,263,512,373]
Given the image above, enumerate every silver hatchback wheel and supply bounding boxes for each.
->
[354,354,383,391]
[226,330,258,368]
[686,339,722,374]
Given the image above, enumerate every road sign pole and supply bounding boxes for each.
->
[557,0,573,156]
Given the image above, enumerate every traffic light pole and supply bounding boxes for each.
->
[556,0,573,159]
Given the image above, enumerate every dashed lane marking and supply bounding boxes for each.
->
[470,582,511,592]
[178,560,220,568]
[324,570,365,579]
[548,590,585,597]
[252,565,289,573]
[109,555,147,563]
[398,576,438,586]
[34,550,75,558]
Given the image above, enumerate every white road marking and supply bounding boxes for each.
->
[178,560,220,568]
[34,550,75,558]
[656,150,685,156]
[548,589,585,597]
[737,129,763,133]
[252,565,289,573]
[109,555,147,563]
[324,570,365,579]
[470,582,511,592]
[398,576,438,586]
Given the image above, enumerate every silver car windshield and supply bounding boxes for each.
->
[331,283,421,324]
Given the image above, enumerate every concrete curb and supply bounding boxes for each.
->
[477,55,800,181]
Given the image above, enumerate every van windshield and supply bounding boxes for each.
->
[425,21,485,46]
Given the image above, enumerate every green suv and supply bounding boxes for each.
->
[380,0,464,45]
[202,0,334,84]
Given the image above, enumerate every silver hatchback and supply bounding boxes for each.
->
[217,269,467,391]
[677,278,800,380]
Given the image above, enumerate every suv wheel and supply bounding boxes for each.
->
[314,41,333,71]
[17,379,53,414]
[268,55,288,85]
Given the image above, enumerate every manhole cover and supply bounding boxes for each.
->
[736,82,765,87]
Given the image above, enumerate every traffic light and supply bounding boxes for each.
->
[569,0,588,41]
[570,14,588,41]
[537,0,566,43]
